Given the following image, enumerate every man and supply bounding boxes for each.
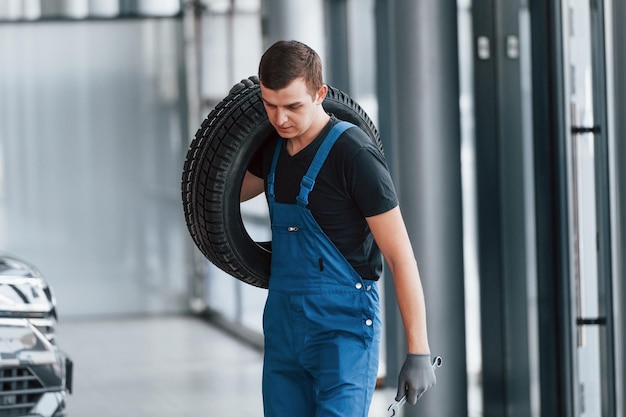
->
[241,40,435,417]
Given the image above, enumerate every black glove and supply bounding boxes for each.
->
[395,353,437,405]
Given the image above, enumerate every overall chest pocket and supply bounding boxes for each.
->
[271,223,322,279]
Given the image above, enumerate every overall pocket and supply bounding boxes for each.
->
[270,222,322,280]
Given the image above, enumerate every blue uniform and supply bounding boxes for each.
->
[262,122,382,417]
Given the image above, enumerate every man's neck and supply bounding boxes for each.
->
[286,112,330,155]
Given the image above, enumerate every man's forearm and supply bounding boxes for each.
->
[392,264,430,354]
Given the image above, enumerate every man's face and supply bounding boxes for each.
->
[260,77,325,140]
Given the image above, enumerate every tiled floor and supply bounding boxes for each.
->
[57,315,396,417]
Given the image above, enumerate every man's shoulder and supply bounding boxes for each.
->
[332,120,379,155]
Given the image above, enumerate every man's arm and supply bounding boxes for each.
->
[366,206,436,405]
[240,171,265,202]
[366,206,430,354]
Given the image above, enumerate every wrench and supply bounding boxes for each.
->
[387,355,443,417]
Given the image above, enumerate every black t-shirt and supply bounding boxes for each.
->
[247,116,399,280]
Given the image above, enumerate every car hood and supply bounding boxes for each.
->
[0,275,55,314]
[0,253,58,344]
[0,253,56,316]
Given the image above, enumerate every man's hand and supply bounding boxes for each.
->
[395,354,437,405]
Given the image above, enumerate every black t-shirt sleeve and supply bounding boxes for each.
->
[345,139,398,218]
[348,147,398,217]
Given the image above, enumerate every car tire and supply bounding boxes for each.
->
[181,76,381,288]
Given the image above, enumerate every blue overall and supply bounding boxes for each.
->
[262,121,382,417]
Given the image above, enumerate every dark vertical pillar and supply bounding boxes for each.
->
[529,0,573,416]
[119,0,138,15]
[376,1,467,416]
[473,0,540,416]
[261,0,291,42]
[589,2,617,416]
[496,1,533,415]
[324,0,350,92]
[610,1,626,414]
[261,0,326,61]
[471,2,507,415]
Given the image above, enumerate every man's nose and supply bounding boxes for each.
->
[274,108,288,125]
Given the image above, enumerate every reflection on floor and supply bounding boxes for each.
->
[58,315,396,417]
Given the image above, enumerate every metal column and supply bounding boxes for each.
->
[323,0,350,92]
[528,1,573,416]
[609,1,626,415]
[375,1,467,416]
[261,0,326,63]
[261,0,349,91]
[472,1,542,416]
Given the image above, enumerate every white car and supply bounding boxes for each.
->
[0,253,72,417]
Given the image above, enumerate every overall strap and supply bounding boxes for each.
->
[296,121,354,207]
[267,138,284,202]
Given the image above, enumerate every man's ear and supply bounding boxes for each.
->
[315,84,328,104]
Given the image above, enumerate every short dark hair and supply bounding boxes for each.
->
[258,40,323,95]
